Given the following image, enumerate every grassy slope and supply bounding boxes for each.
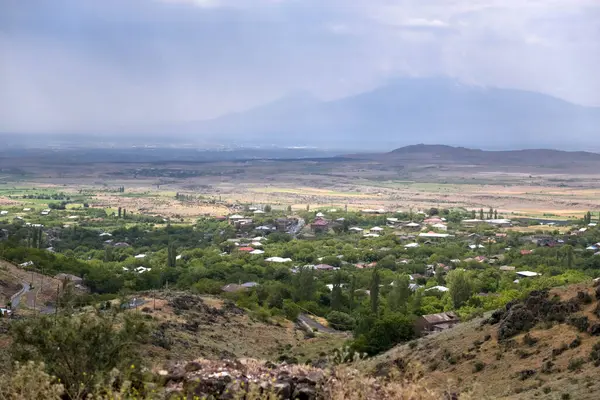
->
[361,282,600,399]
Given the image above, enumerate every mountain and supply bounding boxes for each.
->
[173,77,600,150]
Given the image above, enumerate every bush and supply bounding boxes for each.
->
[568,358,586,371]
[326,311,355,331]
[590,342,600,366]
[472,361,485,373]
[10,312,149,398]
[522,333,538,346]
[569,336,582,349]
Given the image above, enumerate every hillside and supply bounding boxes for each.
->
[361,281,600,399]
[173,77,600,150]
[133,292,347,366]
[348,144,600,170]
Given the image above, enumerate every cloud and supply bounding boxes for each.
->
[0,0,598,134]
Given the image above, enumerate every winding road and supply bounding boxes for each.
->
[297,313,342,334]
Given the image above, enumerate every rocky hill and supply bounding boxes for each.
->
[362,281,600,399]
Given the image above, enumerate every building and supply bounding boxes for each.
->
[414,312,459,334]
[419,231,451,239]
[370,226,384,234]
[311,218,329,233]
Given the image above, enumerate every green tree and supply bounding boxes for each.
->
[388,274,411,313]
[264,205,272,213]
[370,268,380,316]
[446,269,473,309]
[287,205,292,213]
[330,271,344,311]
[292,266,316,302]
[563,244,575,268]
[10,312,149,398]
[471,209,476,219]
[326,311,355,331]
[348,274,357,311]
[167,243,177,267]
[494,209,498,219]
[479,209,484,220]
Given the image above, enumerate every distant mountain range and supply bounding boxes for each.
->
[170,77,600,150]
[348,144,600,168]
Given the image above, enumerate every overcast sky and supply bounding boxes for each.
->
[1,0,599,134]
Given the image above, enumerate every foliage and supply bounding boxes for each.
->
[10,311,150,398]
[326,311,355,331]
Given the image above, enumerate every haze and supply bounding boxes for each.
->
[1,0,599,140]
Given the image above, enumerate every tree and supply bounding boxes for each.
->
[479,209,484,220]
[118,207,122,218]
[370,268,380,316]
[264,205,272,213]
[348,274,357,311]
[292,266,315,302]
[286,205,292,213]
[326,311,355,331]
[353,313,415,355]
[563,245,574,268]
[488,207,493,219]
[446,269,473,309]
[10,312,149,398]
[471,209,476,219]
[330,271,344,311]
[388,274,411,313]
[167,243,177,267]
[494,210,498,219]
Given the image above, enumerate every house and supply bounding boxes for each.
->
[241,282,259,288]
[265,257,292,263]
[114,242,130,247]
[221,283,246,293]
[405,222,421,230]
[249,249,265,255]
[516,271,541,278]
[461,219,485,227]
[425,285,449,292]
[423,217,444,225]
[99,232,112,237]
[362,233,380,238]
[370,226,384,234]
[134,254,146,259]
[255,225,275,231]
[315,212,325,218]
[19,261,34,268]
[414,312,459,334]
[485,219,512,227]
[238,247,254,252]
[349,227,364,232]
[310,218,329,233]
[135,266,151,273]
[228,214,245,221]
[386,218,400,226]
[431,223,448,231]
[315,264,335,271]
[419,232,451,239]
[520,249,533,255]
[468,244,485,250]
[404,242,420,248]
[253,210,266,215]
[0,211,8,215]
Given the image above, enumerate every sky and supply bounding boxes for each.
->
[1,0,599,134]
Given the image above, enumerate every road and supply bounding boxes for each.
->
[297,313,341,334]
[10,282,30,309]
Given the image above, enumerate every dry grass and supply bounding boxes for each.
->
[361,283,600,399]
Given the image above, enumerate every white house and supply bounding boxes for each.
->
[265,257,292,263]
[349,227,364,232]
[0,211,8,215]
[134,254,146,259]
[370,226,384,234]
[431,223,448,231]
[516,271,541,278]
[425,285,449,292]
[404,242,420,248]
[249,249,265,255]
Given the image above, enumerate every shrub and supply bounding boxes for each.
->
[326,311,355,331]
[472,361,485,373]
[522,333,538,346]
[569,336,582,349]
[10,312,149,398]
[552,343,568,357]
[567,316,589,333]
[568,358,586,371]
[590,342,600,366]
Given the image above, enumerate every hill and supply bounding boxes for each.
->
[349,144,600,169]
[172,77,600,150]
[360,281,600,399]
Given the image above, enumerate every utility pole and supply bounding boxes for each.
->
[55,284,60,321]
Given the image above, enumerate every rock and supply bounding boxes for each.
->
[184,361,203,373]
[519,369,536,380]
[273,381,292,399]
[293,383,317,400]
[183,372,232,398]
[590,323,600,336]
